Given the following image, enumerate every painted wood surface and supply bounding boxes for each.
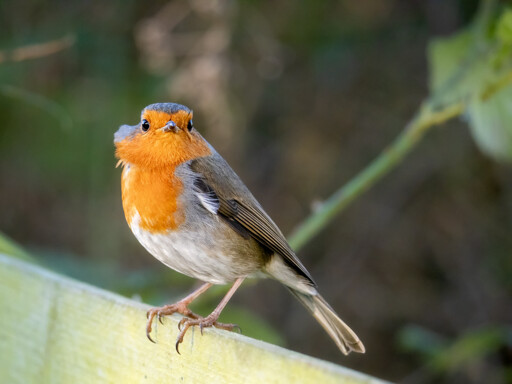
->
[0,253,388,384]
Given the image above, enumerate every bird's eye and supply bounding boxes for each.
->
[187,119,193,131]
[141,119,150,132]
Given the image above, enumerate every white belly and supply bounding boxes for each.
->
[129,211,263,284]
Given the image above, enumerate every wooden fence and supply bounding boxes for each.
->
[0,253,388,383]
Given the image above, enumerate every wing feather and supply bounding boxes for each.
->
[190,154,315,286]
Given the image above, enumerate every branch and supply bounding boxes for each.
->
[288,100,465,250]
[288,59,512,251]
[288,0,506,251]
[0,35,75,63]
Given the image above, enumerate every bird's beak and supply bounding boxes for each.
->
[114,124,138,144]
[162,120,177,133]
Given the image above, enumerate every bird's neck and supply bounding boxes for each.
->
[121,163,185,233]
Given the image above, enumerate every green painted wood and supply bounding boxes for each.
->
[0,253,388,384]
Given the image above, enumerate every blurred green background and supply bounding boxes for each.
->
[1,0,511,383]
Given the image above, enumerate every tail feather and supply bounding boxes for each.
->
[288,289,365,355]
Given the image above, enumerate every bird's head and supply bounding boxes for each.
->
[114,103,211,169]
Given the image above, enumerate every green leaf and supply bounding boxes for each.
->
[468,86,512,162]
[430,327,507,373]
[428,30,473,95]
[400,325,511,375]
[397,325,447,359]
[490,8,512,71]
[496,8,512,44]
[427,6,512,163]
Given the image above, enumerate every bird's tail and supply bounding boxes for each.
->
[288,288,365,355]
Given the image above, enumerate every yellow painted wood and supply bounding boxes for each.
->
[0,253,388,384]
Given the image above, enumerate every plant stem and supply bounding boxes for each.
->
[288,101,465,251]
[288,53,512,252]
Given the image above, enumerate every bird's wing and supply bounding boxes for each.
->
[190,153,315,286]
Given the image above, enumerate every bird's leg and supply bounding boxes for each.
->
[175,277,245,353]
[146,282,212,343]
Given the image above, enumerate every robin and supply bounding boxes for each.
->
[114,102,365,355]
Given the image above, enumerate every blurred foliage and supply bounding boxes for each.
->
[469,86,512,162]
[428,4,512,161]
[1,0,512,383]
[399,325,512,382]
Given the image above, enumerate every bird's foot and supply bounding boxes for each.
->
[146,302,199,343]
[175,314,240,353]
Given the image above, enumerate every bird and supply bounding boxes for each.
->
[114,102,365,355]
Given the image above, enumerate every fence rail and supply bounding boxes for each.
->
[0,253,387,383]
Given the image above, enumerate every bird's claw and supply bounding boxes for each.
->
[177,317,188,331]
[146,304,239,353]
[146,303,187,343]
[212,321,240,333]
[173,315,240,352]
[146,330,156,343]
[146,302,205,344]
[146,309,158,343]
[175,320,193,354]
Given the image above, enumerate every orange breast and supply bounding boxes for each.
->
[121,165,185,233]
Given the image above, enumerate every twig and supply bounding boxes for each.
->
[288,57,512,251]
[0,34,75,64]
[288,100,465,250]
[288,0,505,251]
